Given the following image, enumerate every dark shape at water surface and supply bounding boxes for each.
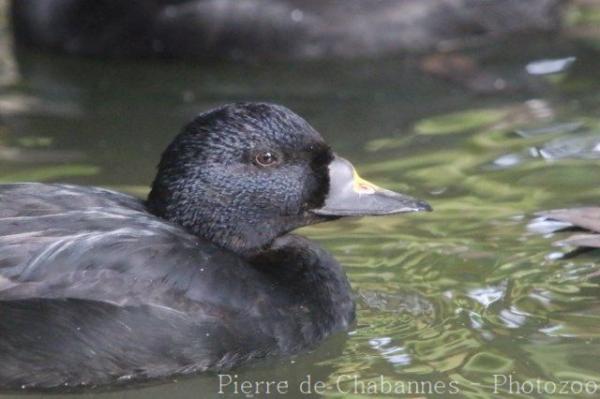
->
[532,207,600,248]
[420,53,518,94]
[0,103,430,390]
[11,0,563,60]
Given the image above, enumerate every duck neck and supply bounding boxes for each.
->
[249,235,356,332]
[146,189,308,256]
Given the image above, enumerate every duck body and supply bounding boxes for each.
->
[0,103,430,390]
[0,183,354,389]
[11,0,563,60]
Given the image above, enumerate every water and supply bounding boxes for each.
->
[2,21,600,399]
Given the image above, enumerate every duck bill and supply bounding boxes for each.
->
[312,156,432,217]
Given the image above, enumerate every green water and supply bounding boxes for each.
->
[2,29,600,399]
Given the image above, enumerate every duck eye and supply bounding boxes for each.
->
[254,151,278,167]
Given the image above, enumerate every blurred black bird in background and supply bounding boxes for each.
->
[10,0,564,61]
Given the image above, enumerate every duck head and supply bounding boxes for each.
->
[147,103,431,256]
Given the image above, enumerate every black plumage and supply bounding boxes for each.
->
[10,0,563,60]
[0,103,428,390]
